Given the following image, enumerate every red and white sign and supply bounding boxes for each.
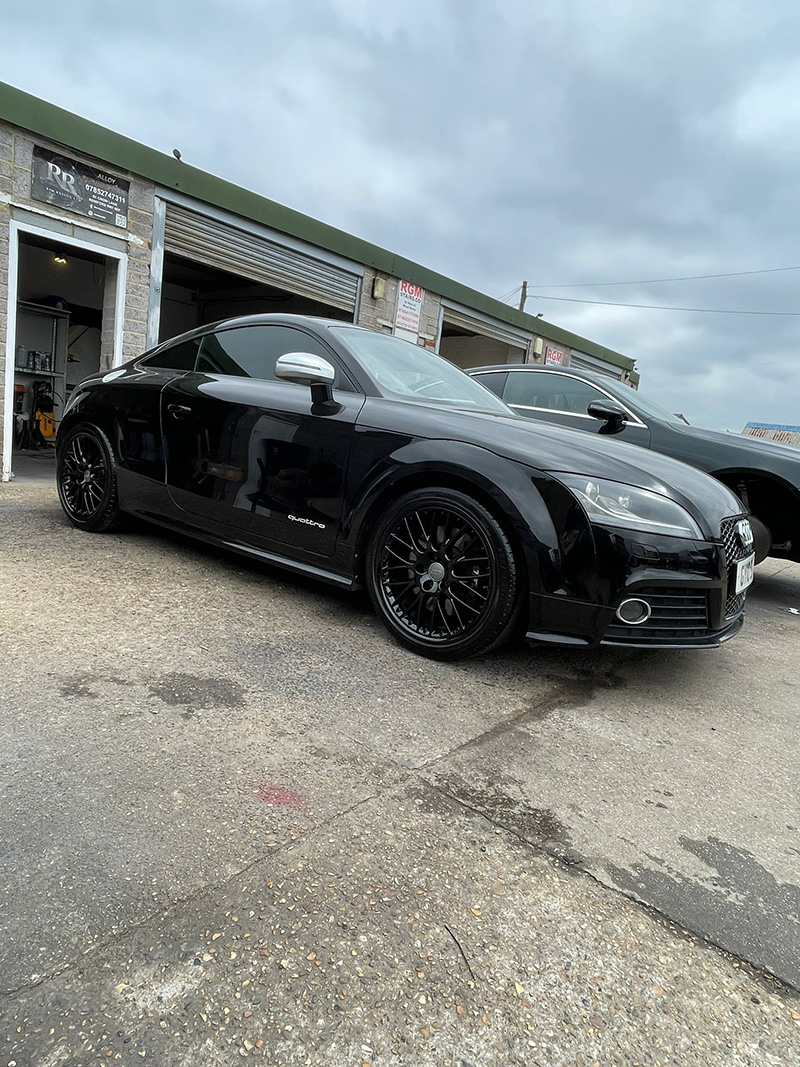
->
[394,280,424,342]
[545,346,564,365]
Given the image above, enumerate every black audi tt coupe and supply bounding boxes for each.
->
[56,315,754,659]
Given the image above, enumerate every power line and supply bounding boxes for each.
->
[497,284,522,303]
[531,265,800,288]
[639,351,800,373]
[528,293,800,317]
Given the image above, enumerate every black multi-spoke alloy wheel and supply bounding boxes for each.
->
[366,488,521,660]
[57,424,125,532]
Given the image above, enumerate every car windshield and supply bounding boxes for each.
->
[332,328,511,413]
[607,381,685,424]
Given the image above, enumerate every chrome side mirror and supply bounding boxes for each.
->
[275,352,335,405]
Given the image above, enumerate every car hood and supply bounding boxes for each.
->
[492,413,742,524]
[665,421,800,462]
[368,400,745,535]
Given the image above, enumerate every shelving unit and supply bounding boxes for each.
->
[13,301,71,451]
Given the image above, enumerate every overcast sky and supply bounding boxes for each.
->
[5,0,800,430]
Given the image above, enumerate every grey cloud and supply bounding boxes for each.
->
[4,0,800,430]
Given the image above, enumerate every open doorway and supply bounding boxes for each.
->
[438,320,528,370]
[4,223,126,482]
[159,252,353,343]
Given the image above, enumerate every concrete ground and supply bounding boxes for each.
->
[1,481,799,1066]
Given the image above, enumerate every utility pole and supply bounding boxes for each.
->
[518,280,528,311]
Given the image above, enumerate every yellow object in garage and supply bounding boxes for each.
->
[34,408,56,443]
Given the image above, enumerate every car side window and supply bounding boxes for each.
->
[195,325,354,391]
[142,337,201,371]
[472,371,507,398]
[503,371,608,415]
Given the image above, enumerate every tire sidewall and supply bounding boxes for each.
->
[366,487,519,659]
[57,424,120,532]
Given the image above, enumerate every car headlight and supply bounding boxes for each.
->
[555,474,703,538]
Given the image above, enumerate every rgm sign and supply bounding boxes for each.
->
[394,280,424,342]
[545,346,565,365]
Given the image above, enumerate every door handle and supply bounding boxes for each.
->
[167,403,192,418]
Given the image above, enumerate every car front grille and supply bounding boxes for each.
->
[604,588,710,644]
[720,515,750,619]
[604,517,751,646]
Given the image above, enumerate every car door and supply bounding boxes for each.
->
[160,324,365,557]
[499,369,651,447]
[101,335,202,508]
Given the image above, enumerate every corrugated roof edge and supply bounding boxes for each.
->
[0,80,635,372]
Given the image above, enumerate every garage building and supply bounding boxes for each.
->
[0,82,637,482]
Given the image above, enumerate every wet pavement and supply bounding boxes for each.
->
[1,482,799,1065]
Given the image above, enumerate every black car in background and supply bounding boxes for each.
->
[57,316,752,658]
[469,363,800,563]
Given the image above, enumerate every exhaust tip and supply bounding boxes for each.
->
[615,597,652,626]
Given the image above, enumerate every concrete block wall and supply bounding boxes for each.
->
[0,120,155,474]
[529,334,570,367]
[419,286,441,347]
[358,267,442,346]
[439,333,526,371]
[122,180,156,361]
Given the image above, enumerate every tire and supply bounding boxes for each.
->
[56,423,126,533]
[749,514,772,565]
[365,487,522,660]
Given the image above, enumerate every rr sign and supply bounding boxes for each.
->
[31,146,130,228]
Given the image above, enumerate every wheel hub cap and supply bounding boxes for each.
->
[59,433,108,522]
[378,505,497,643]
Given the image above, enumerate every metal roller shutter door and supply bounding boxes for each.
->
[164,204,361,312]
[442,306,530,349]
[569,353,624,380]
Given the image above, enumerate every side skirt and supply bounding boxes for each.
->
[131,510,358,591]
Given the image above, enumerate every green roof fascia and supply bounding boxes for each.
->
[0,80,635,372]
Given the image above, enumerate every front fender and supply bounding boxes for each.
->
[343,438,595,600]
[56,386,115,447]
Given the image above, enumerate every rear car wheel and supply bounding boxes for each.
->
[57,424,125,532]
[366,487,521,660]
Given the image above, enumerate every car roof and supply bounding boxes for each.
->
[135,314,367,363]
[175,313,364,336]
[468,363,626,388]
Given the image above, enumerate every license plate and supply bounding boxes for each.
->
[735,553,755,594]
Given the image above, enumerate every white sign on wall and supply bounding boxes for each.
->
[394,280,424,342]
[545,346,565,365]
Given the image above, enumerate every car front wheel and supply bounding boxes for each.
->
[57,424,125,532]
[365,487,522,660]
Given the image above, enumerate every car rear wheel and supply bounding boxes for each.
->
[57,424,125,532]
[366,487,521,660]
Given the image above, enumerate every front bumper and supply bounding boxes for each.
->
[526,520,748,650]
